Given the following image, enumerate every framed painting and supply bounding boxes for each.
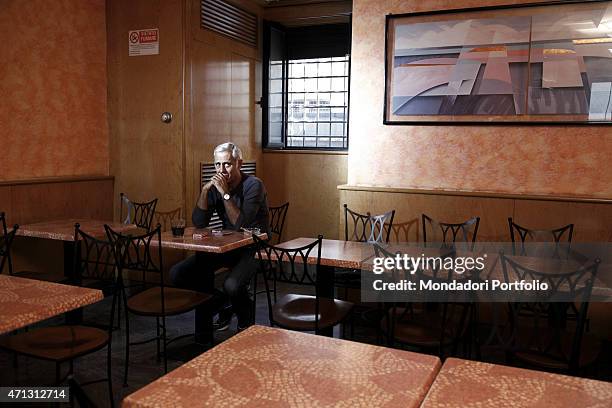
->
[384,0,612,125]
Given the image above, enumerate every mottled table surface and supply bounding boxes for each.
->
[0,275,103,334]
[420,358,612,408]
[150,227,267,253]
[274,238,375,269]
[122,325,441,408]
[16,219,136,242]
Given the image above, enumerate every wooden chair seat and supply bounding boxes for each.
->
[272,294,353,331]
[11,270,68,283]
[127,287,211,316]
[381,306,457,348]
[0,326,109,362]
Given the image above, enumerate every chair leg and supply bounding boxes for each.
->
[116,291,122,330]
[107,346,114,408]
[156,317,161,362]
[162,316,168,374]
[55,362,61,385]
[123,299,130,387]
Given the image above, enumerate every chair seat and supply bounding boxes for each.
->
[272,294,353,331]
[11,270,67,283]
[513,330,601,371]
[0,326,108,362]
[381,306,457,348]
[127,287,212,316]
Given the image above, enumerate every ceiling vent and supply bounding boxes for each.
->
[201,0,258,48]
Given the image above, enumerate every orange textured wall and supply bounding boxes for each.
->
[349,0,612,199]
[0,0,108,181]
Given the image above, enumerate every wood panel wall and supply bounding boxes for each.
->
[184,0,263,214]
[339,187,612,242]
[107,0,186,219]
[262,152,348,240]
[1,176,114,277]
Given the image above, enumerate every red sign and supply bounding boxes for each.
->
[139,30,158,43]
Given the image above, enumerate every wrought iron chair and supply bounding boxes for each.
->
[251,203,290,320]
[0,212,66,282]
[422,214,480,250]
[500,253,601,374]
[374,243,472,357]
[345,204,395,243]
[508,217,573,259]
[253,234,353,334]
[0,213,18,275]
[336,205,395,289]
[268,202,289,245]
[507,218,585,329]
[0,223,119,407]
[119,192,158,231]
[105,224,211,386]
[153,207,182,233]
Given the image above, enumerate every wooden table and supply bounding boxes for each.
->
[16,219,136,280]
[0,275,103,335]
[275,238,375,269]
[123,325,441,408]
[420,357,612,407]
[152,227,267,344]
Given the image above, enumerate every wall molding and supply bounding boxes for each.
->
[337,184,612,204]
[0,175,114,187]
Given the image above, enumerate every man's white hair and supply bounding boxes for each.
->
[214,142,243,161]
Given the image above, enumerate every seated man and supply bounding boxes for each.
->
[170,142,270,331]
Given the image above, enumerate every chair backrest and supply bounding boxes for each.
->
[508,217,574,258]
[268,202,289,244]
[344,204,395,243]
[105,224,164,287]
[153,207,182,232]
[119,193,158,231]
[253,234,323,330]
[73,224,119,350]
[422,214,480,249]
[74,223,117,283]
[373,243,469,349]
[499,253,599,372]
[0,212,18,275]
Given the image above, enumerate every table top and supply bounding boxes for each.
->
[0,275,103,335]
[16,219,136,242]
[275,238,375,268]
[122,325,441,408]
[420,358,612,408]
[151,227,267,253]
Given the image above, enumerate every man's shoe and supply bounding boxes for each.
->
[213,313,232,331]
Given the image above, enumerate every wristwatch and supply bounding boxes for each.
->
[223,193,231,201]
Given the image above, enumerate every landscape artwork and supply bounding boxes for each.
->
[385,1,612,123]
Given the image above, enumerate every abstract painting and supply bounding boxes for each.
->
[384,1,612,124]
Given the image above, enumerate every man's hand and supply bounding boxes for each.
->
[197,181,214,210]
[211,173,230,196]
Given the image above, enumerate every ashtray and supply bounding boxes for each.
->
[242,227,261,236]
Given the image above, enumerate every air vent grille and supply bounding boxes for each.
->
[201,0,258,48]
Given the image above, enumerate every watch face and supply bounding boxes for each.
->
[223,193,230,200]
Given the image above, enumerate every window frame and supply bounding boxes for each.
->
[262,22,351,152]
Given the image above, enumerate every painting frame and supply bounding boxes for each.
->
[383,0,612,125]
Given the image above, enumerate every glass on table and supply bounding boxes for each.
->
[171,219,186,237]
